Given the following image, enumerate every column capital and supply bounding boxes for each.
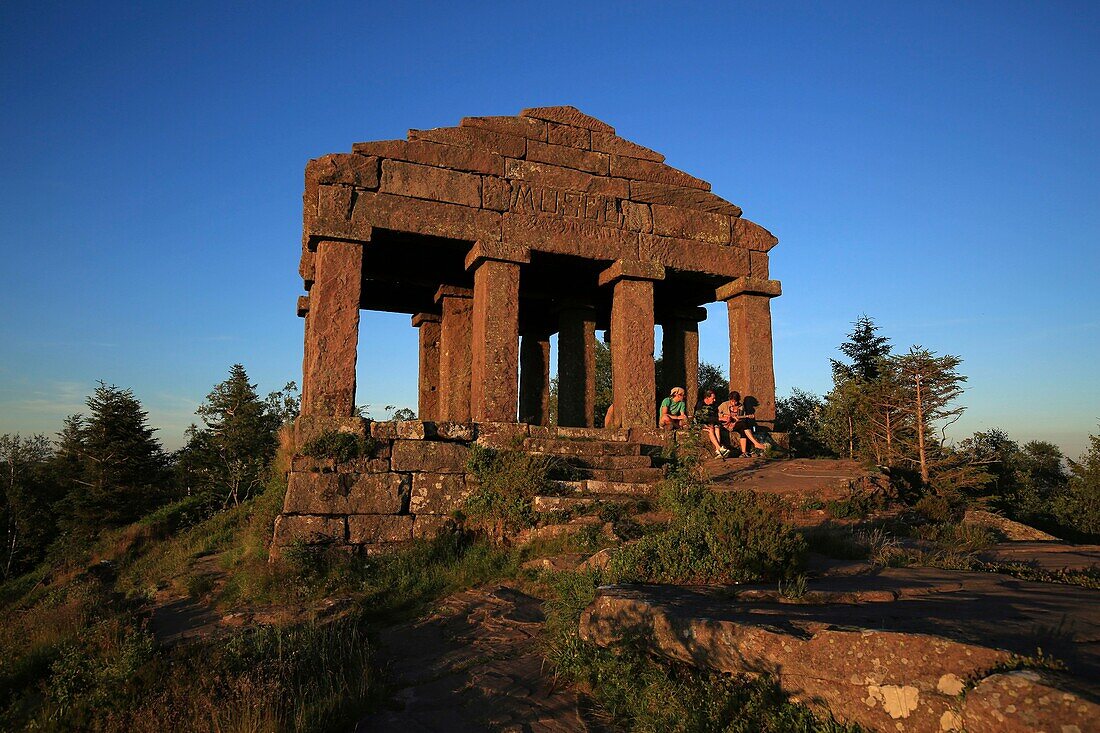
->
[411,312,441,327]
[434,284,473,303]
[307,229,371,252]
[297,295,310,317]
[598,259,665,287]
[716,277,782,301]
[464,241,531,271]
[656,305,707,325]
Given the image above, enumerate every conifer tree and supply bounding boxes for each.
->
[830,315,892,382]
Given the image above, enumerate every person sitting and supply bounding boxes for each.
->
[658,387,690,430]
[694,389,730,458]
[718,390,768,456]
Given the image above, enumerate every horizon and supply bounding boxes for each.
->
[2,1,1097,457]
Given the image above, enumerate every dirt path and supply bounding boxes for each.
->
[356,585,590,732]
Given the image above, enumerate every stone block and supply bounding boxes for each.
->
[546,121,590,148]
[639,234,749,279]
[590,131,664,162]
[396,420,430,439]
[610,155,710,190]
[308,185,357,241]
[460,115,547,141]
[526,140,608,175]
[410,473,471,514]
[294,416,368,449]
[433,422,475,441]
[271,514,346,546]
[370,421,398,440]
[342,457,391,473]
[351,139,504,176]
[502,213,638,262]
[347,514,414,544]
[527,425,557,440]
[283,471,408,514]
[651,204,731,244]
[307,154,380,188]
[296,294,310,316]
[731,217,778,251]
[503,159,629,198]
[598,259,665,286]
[391,439,470,473]
[520,105,615,134]
[628,180,741,216]
[348,190,501,242]
[481,176,511,211]
[749,250,769,278]
[620,201,652,233]
[715,277,782,300]
[412,514,456,539]
[474,421,530,449]
[380,159,482,208]
[464,241,531,269]
[291,455,336,473]
[555,426,627,442]
[963,671,1099,733]
[408,126,527,158]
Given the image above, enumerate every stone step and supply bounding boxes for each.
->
[523,437,641,457]
[557,453,654,470]
[548,479,659,498]
[552,426,629,442]
[533,494,648,513]
[582,467,665,483]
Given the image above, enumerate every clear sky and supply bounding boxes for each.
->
[1,1,1097,457]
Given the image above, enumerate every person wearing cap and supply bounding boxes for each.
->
[658,387,690,430]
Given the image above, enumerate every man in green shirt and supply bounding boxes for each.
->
[659,387,689,430]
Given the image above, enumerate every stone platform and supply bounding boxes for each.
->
[580,567,1100,732]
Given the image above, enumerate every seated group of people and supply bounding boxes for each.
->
[659,387,768,459]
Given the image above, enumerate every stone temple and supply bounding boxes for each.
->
[276,106,781,551]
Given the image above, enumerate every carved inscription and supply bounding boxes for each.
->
[508,182,629,229]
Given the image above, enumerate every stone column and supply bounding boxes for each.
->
[435,285,473,422]
[466,242,530,423]
[557,305,597,427]
[660,307,706,412]
[717,277,782,427]
[412,312,441,421]
[301,239,362,416]
[519,333,551,425]
[599,260,665,429]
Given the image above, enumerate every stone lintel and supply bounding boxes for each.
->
[434,284,474,303]
[464,240,531,271]
[598,259,666,287]
[656,305,707,325]
[307,227,371,252]
[716,277,782,301]
[411,312,441,327]
[297,295,310,317]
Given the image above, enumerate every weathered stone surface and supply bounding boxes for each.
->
[591,131,664,162]
[471,259,520,422]
[731,216,778,251]
[301,240,362,416]
[391,439,470,473]
[521,105,615,133]
[284,471,408,514]
[414,315,441,421]
[526,140,608,175]
[464,240,530,269]
[502,213,638,261]
[272,514,345,546]
[347,514,414,544]
[459,115,547,141]
[963,671,1099,733]
[620,200,653,233]
[725,292,777,425]
[380,160,481,208]
[963,509,1060,541]
[639,234,749,278]
[436,287,473,422]
[503,158,629,198]
[411,514,455,539]
[651,203,730,244]
[716,276,782,300]
[523,437,640,457]
[408,125,527,158]
[557,308,598,429]
[352,138,504,176]
[749,250,769,278]
[475,421,530,448]
[410,473,471,514]
[342,457,391,473]
[369,420,398,440]
[293,415,369,447]
[519,334,552,426]
[610,155,710,190]
[307,154,380,188]
[481,176,510,211]
[628,179,740,215]
[610,278,656,429]
[598,258,665,286]
[546,121,590,148]
[348,190,502,242]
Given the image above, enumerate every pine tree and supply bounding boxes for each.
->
[831,315,892,383]
[890,347,967,484]
[58,383,169,531]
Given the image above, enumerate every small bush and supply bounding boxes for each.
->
[300,431,378,462]
[913,491,967,523]
[464,445,553,542]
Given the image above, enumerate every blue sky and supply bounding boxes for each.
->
[1,1,1097,456]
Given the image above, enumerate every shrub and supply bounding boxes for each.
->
[609,486,805,585]
[463,445,553,542]
[300,431,378,462]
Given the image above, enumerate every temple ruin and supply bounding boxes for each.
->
[276,105,782,552]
